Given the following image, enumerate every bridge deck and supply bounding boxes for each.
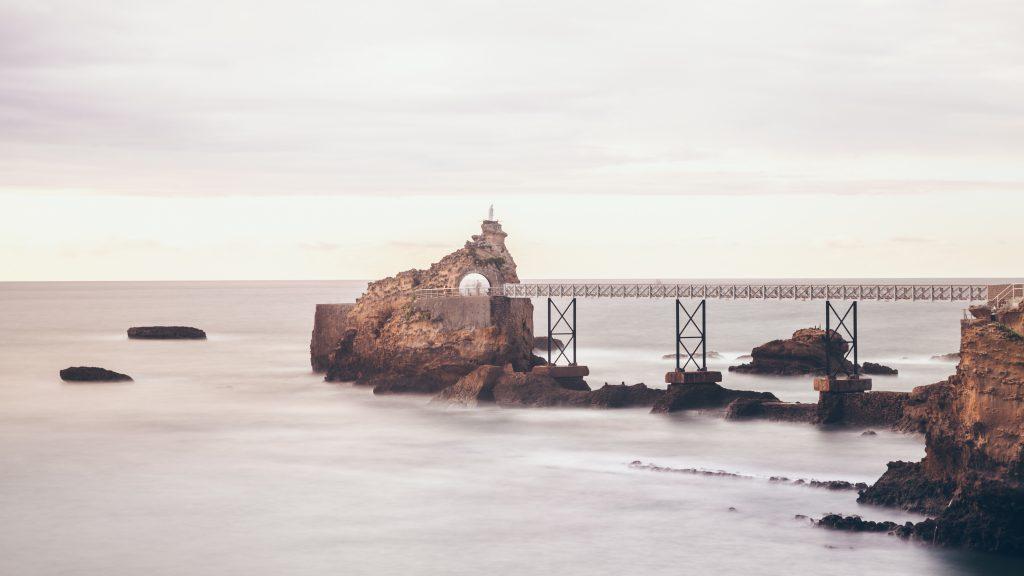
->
[414,283,1022,305]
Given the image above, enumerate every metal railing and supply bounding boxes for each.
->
[498,283,993,302]
[410,282,1024,306]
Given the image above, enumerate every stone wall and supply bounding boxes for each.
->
[310,304,354,372]
[413,296,492,331]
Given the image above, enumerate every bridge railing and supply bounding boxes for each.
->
[497,283,998,302]
[411,286,495,300]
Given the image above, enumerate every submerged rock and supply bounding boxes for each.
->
[930,352,960,362]
[59,366,132,382]
[815,514,897,533]
[127,326,206,339]
[661,351,722,360]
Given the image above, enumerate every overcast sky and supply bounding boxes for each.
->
[1,0,1022,280]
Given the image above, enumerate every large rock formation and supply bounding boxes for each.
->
[858,301,1024,555]
[319,221,536,394]
[729,327,896,376]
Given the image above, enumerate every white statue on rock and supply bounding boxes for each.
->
[488,204,494,221]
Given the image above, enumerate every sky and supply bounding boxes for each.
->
[1,0,1022,280]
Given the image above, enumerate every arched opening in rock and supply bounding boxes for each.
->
[458,273,491,296]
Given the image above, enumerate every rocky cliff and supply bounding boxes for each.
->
[858,302,1024,554]
[320,221,537,394]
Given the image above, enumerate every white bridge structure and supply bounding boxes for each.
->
[418,282,1023,307]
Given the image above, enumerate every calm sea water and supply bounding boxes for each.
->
[1,281,1022,575]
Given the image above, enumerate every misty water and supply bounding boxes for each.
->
[2,281,1023,575]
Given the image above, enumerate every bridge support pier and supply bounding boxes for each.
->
[534,297,590,388]
[813,300,871,393]
[665,299,722,385]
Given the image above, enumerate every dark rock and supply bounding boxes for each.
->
[59,366,132,382]
[128,326,206,339]
[816,391,909,427]
[815,514,897,533]
[650,382,778,413]
[587,383,664,408]
[861,361,898,375]
[728,328,852,375]
[930,352,960,362]
[861,430,878,436]
[857,460,955,514]
[534,336,565,351]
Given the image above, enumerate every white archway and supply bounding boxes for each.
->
[458,273,491,296]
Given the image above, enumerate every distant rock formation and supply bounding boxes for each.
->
[661,351,722,360]
[930,352,960,362]
[60,366,132,382]
[862,361,898,375]
[533,336,565,351]
[856,300,1024,555]
[321,221,536,394]
[127,326,206,339]
[728,327,896,376]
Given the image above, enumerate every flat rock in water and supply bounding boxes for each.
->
[128,326,206,339]
[60,366,133,382]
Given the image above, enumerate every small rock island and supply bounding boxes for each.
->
[60,366,133,382]
[127,326,207,339]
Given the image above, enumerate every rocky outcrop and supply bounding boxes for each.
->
[650,383,778,413]
[724,398,817,422]
[862,361,898,375]
[323,221,535,394]
[533,336,565,351]
[816,391,908,426]
[662,351,722,360]
[60,366,132,382]
[931,352,960,362]
[127,326,206,339]
[856,301,1024,555]
[432,365,665,409]
[728,328,895,376]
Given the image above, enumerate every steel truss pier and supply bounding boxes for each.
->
[500,283,998,302]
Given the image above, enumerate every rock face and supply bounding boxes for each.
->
[858,301,1024,555]
[862,361,898,375]
[323,221,535,394]
[60,366,132,382]
[729,327,896,376]
[127,326,206,339]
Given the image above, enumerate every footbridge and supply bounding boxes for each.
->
[412,282,1023,391]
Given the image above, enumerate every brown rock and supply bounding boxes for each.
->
[322,220,534,394]
[651,383,778,413]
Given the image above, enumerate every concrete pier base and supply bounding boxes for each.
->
[813,376,873,393]
[664,370,723,385]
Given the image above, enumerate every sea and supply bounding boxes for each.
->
[2,280,1023,575]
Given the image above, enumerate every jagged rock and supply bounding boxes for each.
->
[650,383,778,413]
[59,366,132,382]
[930,352,960,362]
[861,361,898,375]
[858,301,1024,555]
[728,327,895,376]
[127,326,206,339]
[323,221,534,394]
[431,365,504,406]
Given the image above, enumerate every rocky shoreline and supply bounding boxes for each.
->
[310,221,1024,556]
